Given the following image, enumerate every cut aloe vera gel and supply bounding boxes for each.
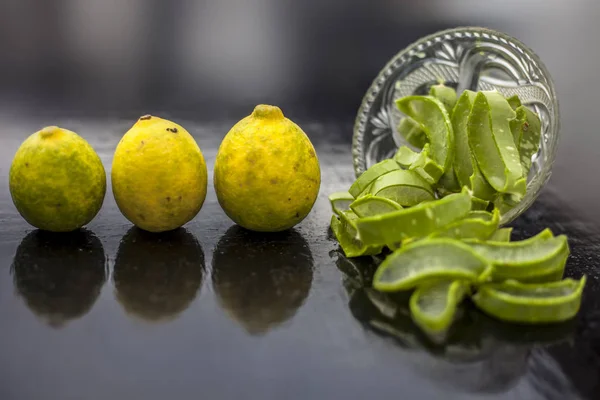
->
[396,96,454,172]
[331,213,382,258]
[410,280,469,335]
[472,277,586,323]
[489,227,513,242]
[429,209,499,241]
[367,169,434,206]
[349,159,400,197]
[356,188,471,246]
[429,84,458,112]
[514,106,541,176]
[350,195,402,218]
[467,91,525,197]
[328,192,354,216]
[397,117,427,149]
[373,239,492,291]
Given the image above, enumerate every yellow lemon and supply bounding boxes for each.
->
[214,105,320,232]
[9,126,106,232]
[111,115,207,232]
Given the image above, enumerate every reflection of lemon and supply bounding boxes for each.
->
[214,105,320,232]
[112,115,208,232]
[12,229,107,328]
[9,126,106,232]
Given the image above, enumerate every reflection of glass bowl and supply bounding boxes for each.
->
[353,27,559,224]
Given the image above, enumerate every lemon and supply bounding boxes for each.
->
[214,105,320,232]
[111,115,207,233]
[9,126,106,232]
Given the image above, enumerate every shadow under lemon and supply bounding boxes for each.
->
[212,226,314,335]
[113,227,205,323]
[11,229,107,328]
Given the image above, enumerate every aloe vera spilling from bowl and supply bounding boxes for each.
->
[329,86,586,340]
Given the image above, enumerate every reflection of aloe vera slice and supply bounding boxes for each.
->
[410,280,469,336]
[489,227,513,242]
[429,209,499,241]
[350,195,402,218]
[373,238,492,291]
[330,213,382,258]
[396,96,454,172]
[328,191,354,216]
[357,188,471,246]
[368,169,435,206]
[349,159,399,198]
[473,277,586,323]
[468,92,525,196]
[466,229,569,281]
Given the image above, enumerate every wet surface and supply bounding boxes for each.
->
[0,119,599,400]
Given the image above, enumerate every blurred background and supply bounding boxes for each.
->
[0,0,598,215]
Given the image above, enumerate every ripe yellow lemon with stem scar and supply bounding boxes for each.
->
[214,105,321,232]
[111,115,208,233]
[9,126,106,232]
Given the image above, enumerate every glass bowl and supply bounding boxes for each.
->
[352,27,560,224]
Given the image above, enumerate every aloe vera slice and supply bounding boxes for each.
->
[507,94,522,110]
[350,195,403,218]
[398,117,428,149]
[368,169,435,206]
[429,209,500,240]
[328,191,354,216]
[356,188,472,246]
[396,96,454,172]
[489,227,513,242]
[430,84,457,112]
[349,159,400,198]
[410,280,469,335]
[471,196,490,211]
[373,238,492,291]
[437,166,461,196]
[468,91,525,196]
[330,213,382,258]
[515,105,541,177]
[394,145,420,167]
[467,229,570,281]
[472,277,586,323]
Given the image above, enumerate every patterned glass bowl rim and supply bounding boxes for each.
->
[352,26,560,225]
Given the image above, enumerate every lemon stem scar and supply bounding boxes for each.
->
[39,126,61,139]
[252,104,284,120]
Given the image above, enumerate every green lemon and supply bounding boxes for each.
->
[214,105,321,232]
[112,115,208,233]
[9,126,106,232]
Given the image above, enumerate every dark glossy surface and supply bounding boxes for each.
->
[0,120,599,400]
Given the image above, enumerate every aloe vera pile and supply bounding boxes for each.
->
[329,86,586,339]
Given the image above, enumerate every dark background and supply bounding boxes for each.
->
[1,1,600,399]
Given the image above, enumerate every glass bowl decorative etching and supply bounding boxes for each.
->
[352,27,560,224]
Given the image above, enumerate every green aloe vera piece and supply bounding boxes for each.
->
[356,188,472,246]
[394,145,420,167]
[396,96,454,172]
[368,169,435,206]
[350,195,403,218]
[471,196,490,211]
[373,238,492,291]
[466,229,570,281]
[328,191,354,216]
[472,277,586,323]
[410,280,469,335]
[397,117,428,149]
[489,227,513,242]
[513,105,541,177]
[506,94,522,110]
[330,213,382,258]
[437,166,461,196]
[429,209,500,241]
[468,91,525,196]
[349,159,400,198]
[451,90,496,200]
[430,84,458,112]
